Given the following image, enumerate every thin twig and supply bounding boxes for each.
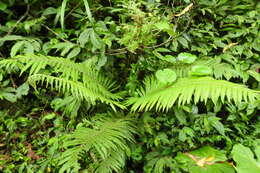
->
[143,15,192,49]
[41,24,74,44]
[106,51,127,56]
[65,2,81,19]
[10,75,17,88]
[143,36,173,49]
[6,4,30,35]
[108,47,128,53]
[0,51,4,57]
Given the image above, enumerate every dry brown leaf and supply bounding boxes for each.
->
[26,143,40,160]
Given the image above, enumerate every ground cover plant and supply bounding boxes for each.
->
[0,0,259,172]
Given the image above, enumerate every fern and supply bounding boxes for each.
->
[28,74,122,108]
[0,54,124,109]
[94,149,126,173]
[127,76,260,112]
[212,63,241,80]
[58,117,136,173]
[145,151,174,173]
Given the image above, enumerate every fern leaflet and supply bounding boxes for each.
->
[127,76,260,112]
[58,117,136,173]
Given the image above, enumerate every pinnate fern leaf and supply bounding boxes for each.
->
[28,74,124,109]
[127,77,260,112]
[58,117,136,173]
[0,54,124,109]
[94,149,126,173]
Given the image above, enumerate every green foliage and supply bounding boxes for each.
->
[175,146,235,173]
[177,53,197,64]
[190,65,212,76]
[0,0,259,172]
[0,54,124,110]
[231,144,260,173]
[155,68,177,84]
[127,76,259,112]
[58,116,136,173]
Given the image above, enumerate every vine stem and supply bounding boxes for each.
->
[6,4,30,35]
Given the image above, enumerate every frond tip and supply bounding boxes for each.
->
[127,77,260,112]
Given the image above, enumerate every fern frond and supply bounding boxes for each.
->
[153,157,174,173]
[94,149,126,173]
[5,54,88,79]
[127,77,260,112]
[145,152,174,173]
[0,58,22,72]
[0,54,115,90]
[0,54,124,109]
[58,117,136,173]
[28,74,124,109]
[212,63,241,80]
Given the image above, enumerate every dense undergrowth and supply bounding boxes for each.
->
[0,0,259,172]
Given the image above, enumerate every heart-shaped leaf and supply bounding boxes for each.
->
[156,69,177,83]
[177,53,197,64]
[190,65,212,76]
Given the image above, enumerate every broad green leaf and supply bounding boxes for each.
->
[174,108,187,125]
[177,52,197,64]
[0,2,7,11]
[255,146,260,162]
[154,48,171,52]
[16,117,30,124]
[190,163,235,173]
[231,144,260,173]
[155,21,171,31]
[61,44,74,56]
[179,127,194,142]
[153,51,164,59]
[175,146,235,173]
[171,39,178,51]
[190,65,213,76]
[248,70,260,82]
[0,35,25,46]
[31,40,41,52]
[16,83,29,98]
[23,41,34,54]
[155,69,177,84]
[60,0,69,30]
[1,92,17,102]
[208,116,225,136]
[42,7,57,16]
[67,47,81,59]
[90,29,102,49]
[97,53,107,69]
[42,113,56,121]
[163,55,176,63]
[78,28,91,47]
[11,41,25,57]
[178,37,189,48]
[82,0,93,23]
